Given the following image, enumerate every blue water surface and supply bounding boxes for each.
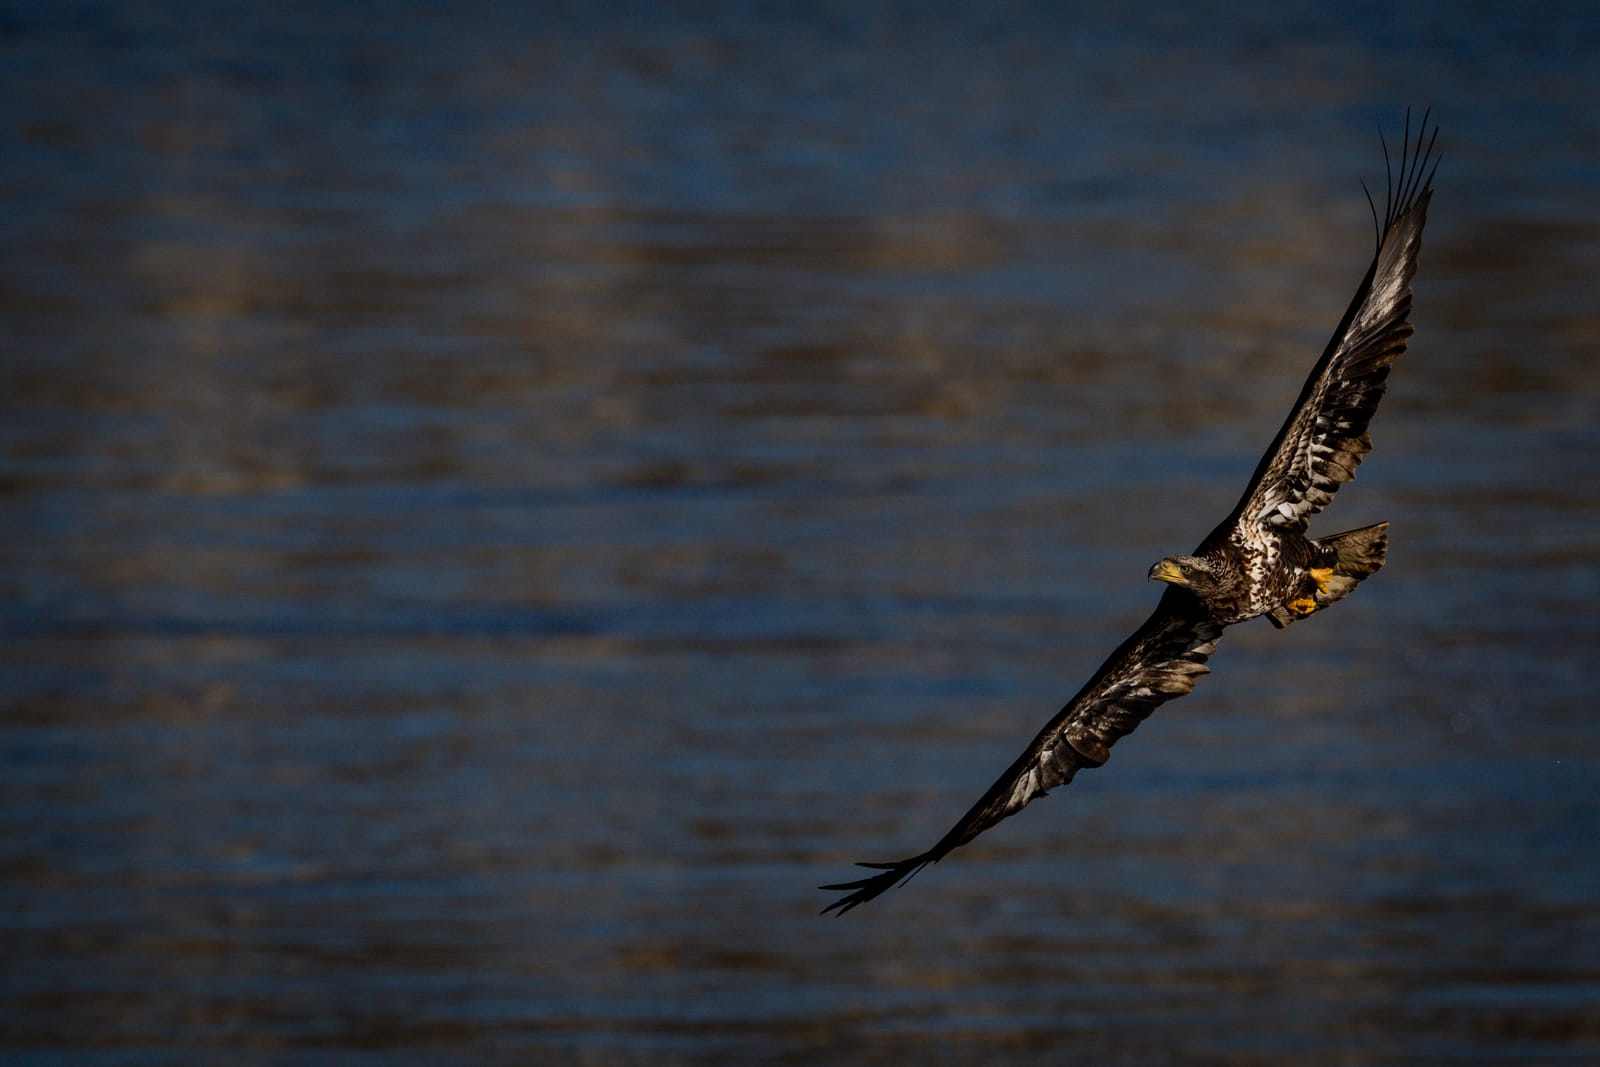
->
[3,3,1598,1064]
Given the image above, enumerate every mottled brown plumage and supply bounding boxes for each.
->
[822,113,1438,915]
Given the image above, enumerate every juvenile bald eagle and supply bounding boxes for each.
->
[822,113,1439,915]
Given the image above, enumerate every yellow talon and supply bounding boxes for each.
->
[1289,596,1318,616]
[1309,566,1335,594]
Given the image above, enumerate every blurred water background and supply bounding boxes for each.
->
[3,2,1598,1064]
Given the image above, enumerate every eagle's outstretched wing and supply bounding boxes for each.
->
[1222,111,1438,538]
[820,115,1436,915]
[821,589,1223,915]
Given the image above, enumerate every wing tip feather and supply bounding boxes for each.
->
[1384,106,1440,233]
[819,854,935,916]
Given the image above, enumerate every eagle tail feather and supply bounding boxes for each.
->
[1267,522,1389,628]
[1323,520,1390,579]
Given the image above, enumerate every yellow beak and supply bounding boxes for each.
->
[1148,559,1186,584]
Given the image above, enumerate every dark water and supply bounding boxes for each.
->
[4,3,1599,1064]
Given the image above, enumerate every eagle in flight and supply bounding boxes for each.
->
[822,113,1439,915]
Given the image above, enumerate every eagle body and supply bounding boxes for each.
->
[1158,518,1390,628]
[822,114,1438,915]
[1150,527,1312,626]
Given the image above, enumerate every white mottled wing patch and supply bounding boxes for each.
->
[820,589,1224,914]
[1229,120,1436,536]
[974,594,1222,837]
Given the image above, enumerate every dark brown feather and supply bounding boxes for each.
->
[821,590,1222,915]
[1219,114,1436,540]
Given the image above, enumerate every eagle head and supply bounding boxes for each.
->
[1148,554,1234,603]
